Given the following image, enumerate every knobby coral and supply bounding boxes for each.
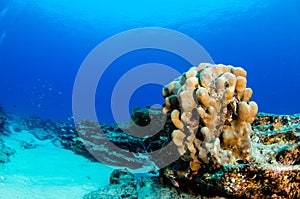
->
[162,63,258,174]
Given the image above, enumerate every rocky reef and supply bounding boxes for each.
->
[86,112,299,199]
[83,110,300,199]
[81,64,299,198]
[84,168,222,199]
[0,64,299,198]
[159,64,299,198]
[159,112,300,198]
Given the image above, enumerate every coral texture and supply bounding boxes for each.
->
[159,64,299,198]
[162,63,258,173]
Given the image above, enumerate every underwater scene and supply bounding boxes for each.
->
[0,0,299,198]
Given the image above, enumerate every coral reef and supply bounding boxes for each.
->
[81,91,299,198]
[162,63,258,173]
[165,113,299,198]
[159,64,299,198]
[74,61,300,198]
[0,105,298,198]
[1,60,299,199]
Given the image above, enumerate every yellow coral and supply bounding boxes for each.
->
[171,110,184,131]
[163,63,258,172]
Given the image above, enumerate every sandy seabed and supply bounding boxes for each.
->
[0,128,113,199]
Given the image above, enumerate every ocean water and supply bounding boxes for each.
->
[0,0,299,198]
[0,0,299,123]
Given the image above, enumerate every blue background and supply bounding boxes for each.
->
[0,0,299,124]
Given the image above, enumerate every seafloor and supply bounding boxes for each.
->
[0,105,299,199]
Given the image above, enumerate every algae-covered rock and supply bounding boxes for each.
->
[82,111,299,198]
[84,169,224,199]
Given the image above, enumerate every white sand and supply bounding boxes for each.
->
[0,129,113,199]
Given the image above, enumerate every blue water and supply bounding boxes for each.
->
[0,0,299,124]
